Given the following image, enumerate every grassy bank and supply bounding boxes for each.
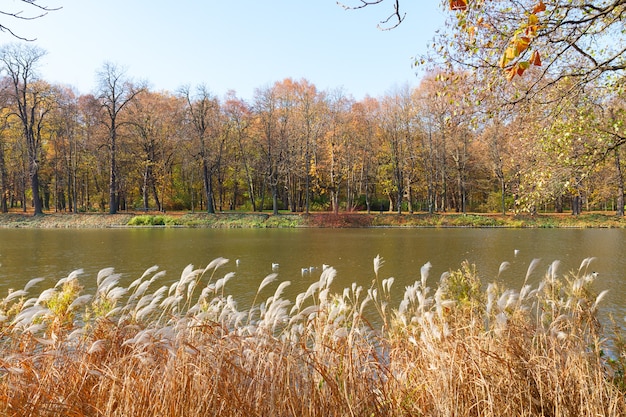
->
[1,211,626,228]
[0,257,624,415]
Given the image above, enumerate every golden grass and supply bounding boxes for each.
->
[0,257,623,416]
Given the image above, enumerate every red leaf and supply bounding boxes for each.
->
[533,1,546,14]
[530,50,542,66]
[450,0,467,11]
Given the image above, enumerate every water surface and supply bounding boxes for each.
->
[0,228,624,318]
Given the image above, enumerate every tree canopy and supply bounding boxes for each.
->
[345,0,626,102]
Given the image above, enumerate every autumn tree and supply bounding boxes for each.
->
[542,89,626,216]
[223,92,257,211]
[76,93,106,211]
[127,91,181,212]
[0,43,52,215]
[414,73,453,213]
[253,84,283,215]
[348,97,379,213]
[377,86,420,214]
[348,1,626,97]
[181,85,224,214]
[0,79,11,212]
[318,89,354,214]
[478,115,511,215]
[292,79,323,214]
[269,80,298,212]
[441,0,626,98]
[96,63,144,214]
[46,85,81,212]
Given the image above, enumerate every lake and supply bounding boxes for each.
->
[0,227,624,320]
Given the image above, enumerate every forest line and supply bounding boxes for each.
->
[0,43,623,217]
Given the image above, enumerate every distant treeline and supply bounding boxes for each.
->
[0,44,623,216]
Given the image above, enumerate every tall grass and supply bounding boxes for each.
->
[0,256,623,416]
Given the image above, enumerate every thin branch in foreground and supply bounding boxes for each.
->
[0,1,62,41]
[337,0,405,30]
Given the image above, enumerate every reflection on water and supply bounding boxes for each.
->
[0,227,624,320]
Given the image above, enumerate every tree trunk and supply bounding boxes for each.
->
[109,126,117,214]
[500,177,506,216]
[0,141,7,213]
[615,148,624,216]
[202,158,215,214]
[272,183,279,215]
[30,160,43,215]
[572,194,582,216]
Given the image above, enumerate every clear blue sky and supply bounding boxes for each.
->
[7,0,446,101]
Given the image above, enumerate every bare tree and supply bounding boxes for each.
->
[0,43,50,215]
[96,62,144,214]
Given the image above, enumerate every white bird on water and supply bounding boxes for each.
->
[272,263,279,271]
[514,249,520,257]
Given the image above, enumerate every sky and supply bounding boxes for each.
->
[6,0,447,101]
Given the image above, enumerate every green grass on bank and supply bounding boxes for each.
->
[0,256,624,415]
[0,211,626,228]
[123,212,626,229]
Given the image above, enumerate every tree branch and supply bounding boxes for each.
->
[1,1,61,41]
[337,0,405,30]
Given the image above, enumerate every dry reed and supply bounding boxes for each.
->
[0,256,623,416]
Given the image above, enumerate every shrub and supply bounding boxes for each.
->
[127,214,177,226]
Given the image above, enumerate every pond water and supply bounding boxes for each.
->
[0,227,624,320]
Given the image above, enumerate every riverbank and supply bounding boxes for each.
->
[0,210,625,228]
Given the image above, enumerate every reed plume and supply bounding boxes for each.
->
[0,257,622,416]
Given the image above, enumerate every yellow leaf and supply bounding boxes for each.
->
[525,25,538,37]
[498,54,507,68]
[506,46,518,61]
[515,36,530,55]
[499,46,517,68]
[506,66,517,81]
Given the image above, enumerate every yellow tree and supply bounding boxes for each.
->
[223,91,256,210]
[292,79,324,214]
[252,80,298,215]
[76,93,107,211]
[252,84,281,214]
[377,85,423,214]
[181,85,223,214]
[346,97,380,213]
[127,91,182,212]
[46,85,80,212]
[317,89,355,214]
[0,80,12,212]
